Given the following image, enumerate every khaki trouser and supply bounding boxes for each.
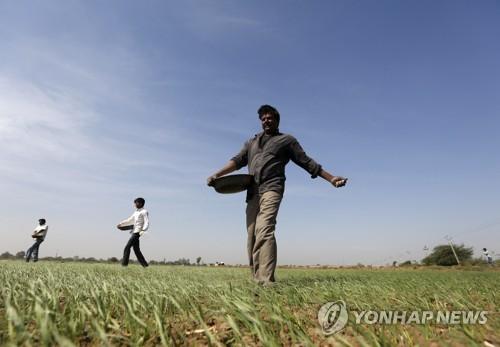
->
[246,190,283,283]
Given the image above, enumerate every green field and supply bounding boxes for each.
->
[0,261,498,346]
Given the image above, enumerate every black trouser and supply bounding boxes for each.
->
[26,238,43,262]
[122,233,148,267]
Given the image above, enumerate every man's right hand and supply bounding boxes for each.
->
[207,175,217,186]
[207,161,238,187]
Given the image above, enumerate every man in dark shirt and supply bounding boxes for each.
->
[207,105,347,285]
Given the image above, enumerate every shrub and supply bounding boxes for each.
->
[422,244,473,266]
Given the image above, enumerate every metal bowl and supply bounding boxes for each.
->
[212,174,254,194]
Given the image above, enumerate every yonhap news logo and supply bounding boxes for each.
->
[317,300,349,335]
[318,300,488,335]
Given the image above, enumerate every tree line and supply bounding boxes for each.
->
[0,252,206,266]
[1,244,495,266]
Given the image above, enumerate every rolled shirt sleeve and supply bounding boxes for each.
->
[288,138,322,178]
[33,225,48,238]
[142,211,149,231]
[230,140,250,169]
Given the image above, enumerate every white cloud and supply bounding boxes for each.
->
[0,76,95,160]
[0,35,211,201]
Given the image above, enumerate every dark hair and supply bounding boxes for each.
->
[39,219,46,224]
[483,248,487,251]
[134,197,145,207]
[258,104,280,125]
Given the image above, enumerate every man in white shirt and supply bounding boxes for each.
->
[117,197,149,267]
[483,248,493,266]
[26,218,48,262]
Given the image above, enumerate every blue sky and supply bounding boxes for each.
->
[1,1,499,265]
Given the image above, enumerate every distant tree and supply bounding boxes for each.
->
[422,244,473,266]
[0,252,14,259]
[15,251,26,259]
[107,257,119,263]
[166,258,191,266]
[399,260,412,267]
[196,257,202,265]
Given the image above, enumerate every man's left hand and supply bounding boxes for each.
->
[331,176,348,188]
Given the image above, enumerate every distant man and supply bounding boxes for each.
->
[207,105,347,285]
[117,197,150,267]
[483,248,493,266]
[26,218,48,262]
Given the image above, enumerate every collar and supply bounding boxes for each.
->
[261,129,280,136]
[257,130,281,140]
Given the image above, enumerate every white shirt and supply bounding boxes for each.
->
[118,208,149,235]
[483,250,491,258]
[33,224,48,239]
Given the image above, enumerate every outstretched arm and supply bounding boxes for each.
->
[289,139,347,188]
[318,169,348,188]
[207,160,238,186]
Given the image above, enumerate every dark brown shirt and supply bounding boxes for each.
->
[231,132,322,200]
